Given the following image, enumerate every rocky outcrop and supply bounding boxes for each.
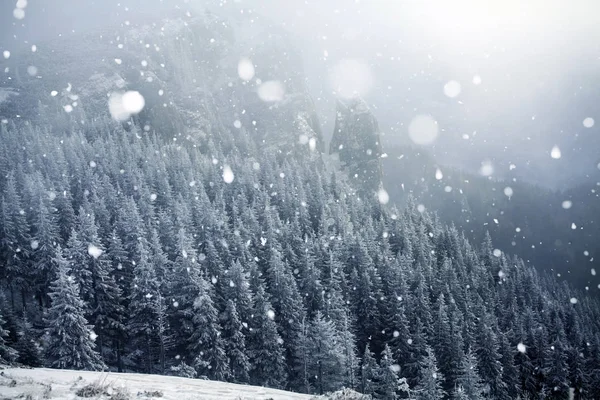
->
[329,98,383,195]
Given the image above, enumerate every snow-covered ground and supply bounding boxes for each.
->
[0,368,313,400]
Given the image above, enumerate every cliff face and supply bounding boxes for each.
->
[329,98,383,195]
[0,11,322,155]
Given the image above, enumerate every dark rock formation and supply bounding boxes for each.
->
[329,98,383,195]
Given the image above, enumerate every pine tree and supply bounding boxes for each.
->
[543,338,570,399]
[294,317,313,394]
[14,314,42,367]
[221,300,250,383]
[189,275,230,381]
[474,314,508,399]
[0,172,31,310]
[168,228,203,356]
[454,350,484,400]
[44,245,105,370]
[338,312,360,390]
[127,240,162,373]
[308,311,345,394]
[414,345,445,400]
[361,344,378,396]
[0,308,17,364]
[248,284,287,389]
[376,344,409,400]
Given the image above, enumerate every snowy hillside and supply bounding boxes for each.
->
[0,368,312,400]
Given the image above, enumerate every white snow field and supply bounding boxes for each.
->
[0,368,313,400]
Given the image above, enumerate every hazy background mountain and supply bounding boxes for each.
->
[3,0,600,189]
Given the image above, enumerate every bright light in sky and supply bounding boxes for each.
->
[381,0,577,54]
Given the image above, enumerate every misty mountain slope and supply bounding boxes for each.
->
[381,146,600,291]
[0,367,312,399]
[1,6,600,400]
[0,11,322,154]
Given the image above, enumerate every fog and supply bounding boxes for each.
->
[2,0,600,188]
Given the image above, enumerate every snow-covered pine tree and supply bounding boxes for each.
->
[189,274,230,381]
[220,299,250,383]
[308,311,345,394]
[414,345,445,400]
[44,245,105,370]
[0,172,31,310]
[375,344,409,400]
[454,350,484,400]
[0,307,17,364]
[127,239,162,373]
[248,284,288,389]
[14,313,42,367]
[360,344,378,396]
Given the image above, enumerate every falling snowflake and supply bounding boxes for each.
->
[517,343,526,353]
[88,245,103,259]
[377,188,390,205]
[417,204,426,213]
[550,145,561,159]
[504,187,513,197]
[443,80,461,98]
[13,8,25,20]
[571,223,577,230]
[233,120,242,129]
[237,57,255,81]
[267,309,275,320]
[108,91,145,121]
[562,200,572,209]
[435,168,443,180]
[30,240,39,250]
[570,297,578,304]
[257,81,285,102]
[480,161,494,176]
[223,165,235,184]
[89,331,98,341]
[493,249,502,257]
[408,115,438,145]
[2,51,10,59]
[583,117,594,128]
[473,75,482,85]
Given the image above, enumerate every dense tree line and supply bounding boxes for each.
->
[0,118,599,399]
